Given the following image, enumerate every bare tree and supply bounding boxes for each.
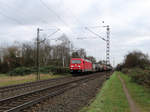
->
[124,50,150,69]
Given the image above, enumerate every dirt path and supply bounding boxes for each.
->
[118,75,140,112]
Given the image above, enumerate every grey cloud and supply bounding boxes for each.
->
[0,0,150,66]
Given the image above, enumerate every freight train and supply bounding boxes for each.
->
[70,58,112,74]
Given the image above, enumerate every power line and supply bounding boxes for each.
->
[85,27,106,41]
[0,1,50,25]
[58,0,81,24]
[39,0,89,36]
[47,29,60,38]
[39,0,70,27]
[0,10,23,25]
[85,24,111,66]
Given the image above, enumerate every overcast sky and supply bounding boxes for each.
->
[0,0,150,66]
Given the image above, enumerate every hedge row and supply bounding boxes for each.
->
[122,68,150,87]
[9,66,70,76]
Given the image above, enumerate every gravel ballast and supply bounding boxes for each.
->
[25,73,107,112]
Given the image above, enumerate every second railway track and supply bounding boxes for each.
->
[0,73,104,112]
[0,76,74,99]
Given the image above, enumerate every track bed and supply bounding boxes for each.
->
[0,72,112,112]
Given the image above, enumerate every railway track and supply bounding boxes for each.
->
[0,76,75,99]
[0,73,102,112]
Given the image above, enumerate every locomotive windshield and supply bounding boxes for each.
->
[71,60,81,64]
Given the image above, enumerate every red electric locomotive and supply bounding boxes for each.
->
[70,58,92,74]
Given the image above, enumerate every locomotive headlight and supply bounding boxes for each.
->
[78,65,80,67]
[71,65,74,67]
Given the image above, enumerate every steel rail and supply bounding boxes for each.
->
[0,74,100,112]
[0,76,70,91]
[0,76,72,99]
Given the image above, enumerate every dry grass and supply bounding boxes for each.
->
[0,74,65,87]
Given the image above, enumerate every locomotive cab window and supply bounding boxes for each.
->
[71,60,81,64]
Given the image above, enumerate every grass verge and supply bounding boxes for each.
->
[80,72,130,112]
[120,72,150,112]
[0,74,69,87]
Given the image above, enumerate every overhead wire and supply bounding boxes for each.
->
[0,1,50,25]
[39,0,88,38]
[56,1,105,41]
[39,0,106,61]
[0,10,23,25]
[85,27,106,41]
[58,0,81,26]
[39,0,70,28]
[39,0,104,44]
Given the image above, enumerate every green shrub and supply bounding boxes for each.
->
[8,66,70,76]
[39,66,54,74]
[121,68,129,74]
[9,67,32,76]
[128,68,150,87]
[145,66,150,71]
[49,66,69,74]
